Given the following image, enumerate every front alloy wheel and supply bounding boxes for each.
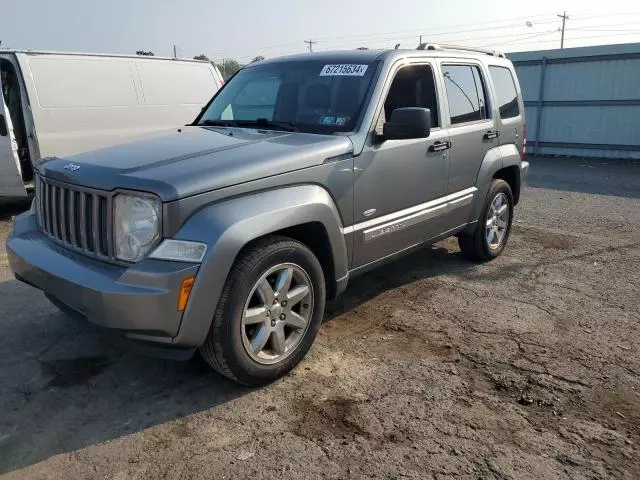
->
[241,263,313,365]
[200,236,326,386]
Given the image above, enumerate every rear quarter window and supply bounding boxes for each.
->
[489,66,520,119]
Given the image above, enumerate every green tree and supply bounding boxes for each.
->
[251,55,265,63]
[193,54,210,61]
[136,50,154,56]
[216,59,243,79]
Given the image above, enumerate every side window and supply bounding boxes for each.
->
[442,65,489,125]
[489,66,520,119]
[382,65,440,128]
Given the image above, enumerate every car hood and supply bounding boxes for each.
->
[38,127,353,201]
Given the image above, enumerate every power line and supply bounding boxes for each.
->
[317,17,640,53]
[314,15,628,52]
[312,12,640,51]
[575,28,640,32]
[210,11,640,61]
[496,30,640,50]
[571,19,640,29]
[318,18,562,50]
[206,11,564,58]
[355,27,558,47]
[304,39,317,52]
[313,11,560,43]
[314,26,558,52]
[481,30,559,48]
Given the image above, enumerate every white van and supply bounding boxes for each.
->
[0,50,224,197]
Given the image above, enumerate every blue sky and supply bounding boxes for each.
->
[2,0,639,61]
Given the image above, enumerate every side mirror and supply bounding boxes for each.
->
[382,107,431,140]
[0,114,7,137]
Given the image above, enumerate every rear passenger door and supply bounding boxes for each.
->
[438,61,497,226]
[440,62,497,191]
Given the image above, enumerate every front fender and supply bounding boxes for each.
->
[171,184,348,347]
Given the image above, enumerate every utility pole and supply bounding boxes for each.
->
[419,35,423,45]
[558,11,569,49]
[173,44,177,58]
[304,39,317,52]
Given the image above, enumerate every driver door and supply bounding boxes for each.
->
[351,62,450,267]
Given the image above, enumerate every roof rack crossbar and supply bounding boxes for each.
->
[416,43,505,58]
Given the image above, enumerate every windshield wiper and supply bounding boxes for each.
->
[237,118,300,132]
[199,118,299,132]
[199,119,235,127]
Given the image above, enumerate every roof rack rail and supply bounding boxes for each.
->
[416,43,505,58]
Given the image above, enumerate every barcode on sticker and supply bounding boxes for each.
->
[320,64,369,76]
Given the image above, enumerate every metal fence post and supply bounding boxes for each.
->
[534,57,548,155]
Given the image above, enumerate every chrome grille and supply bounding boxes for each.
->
[36,175,114,260]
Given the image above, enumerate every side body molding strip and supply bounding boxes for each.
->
[342,187,478,241]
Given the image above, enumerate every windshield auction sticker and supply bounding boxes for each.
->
[320,64,369,76]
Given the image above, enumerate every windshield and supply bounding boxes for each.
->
[197,60,378,135]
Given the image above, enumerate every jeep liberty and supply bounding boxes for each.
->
[8,45,529,385]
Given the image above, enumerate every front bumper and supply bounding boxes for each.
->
[7,212,199,347]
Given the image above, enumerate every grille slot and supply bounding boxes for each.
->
[37,175,113,260]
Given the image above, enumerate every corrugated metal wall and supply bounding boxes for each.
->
[508,43,640,159]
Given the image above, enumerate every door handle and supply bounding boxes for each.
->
[429,141,451,152]
[483,130,500,140]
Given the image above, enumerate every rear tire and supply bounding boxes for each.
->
[458,179,513,261]
[200,235,326,386]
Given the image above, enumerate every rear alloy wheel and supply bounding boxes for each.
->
[485,193,510,251]
[458,179,514,261]
[200,236,325,386]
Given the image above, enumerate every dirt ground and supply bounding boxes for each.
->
[1,156,639,479]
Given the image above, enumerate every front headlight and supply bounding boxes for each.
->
[114,194,161,262]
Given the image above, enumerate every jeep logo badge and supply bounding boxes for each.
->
[64,163,81,172]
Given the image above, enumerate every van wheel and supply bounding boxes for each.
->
[200,236,326,386]
[458,179,513,261]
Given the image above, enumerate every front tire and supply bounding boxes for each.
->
[458,179,514,261]
[200,236,326,386]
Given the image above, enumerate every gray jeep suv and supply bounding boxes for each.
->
[8,45,529,385]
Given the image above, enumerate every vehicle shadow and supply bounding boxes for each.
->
[527,155,640,198]
[325,241,473,321]
[0,240,474,474]
[0,276,250,473]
